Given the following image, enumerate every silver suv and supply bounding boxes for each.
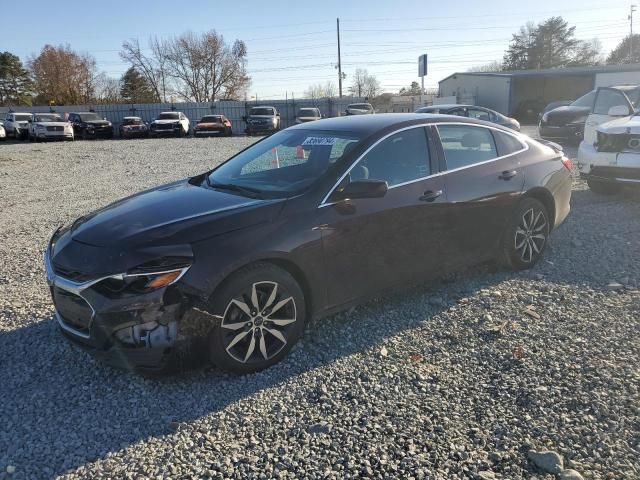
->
[244,106,280,135]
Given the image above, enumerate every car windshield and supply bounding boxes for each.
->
[250,108,274,116]
[123,118,143,125]
[570,91,596,108]
[35,114,63,122]
[15,114,33,121]
[158,112,180,120]
[79,113,102,121]
[207,129,361,198]
[298,109,319,117]
[201,116,223,122]
[349,104,372,110]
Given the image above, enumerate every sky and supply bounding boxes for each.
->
[0,0,633,99]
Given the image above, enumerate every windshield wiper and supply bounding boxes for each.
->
[206,179,265,198]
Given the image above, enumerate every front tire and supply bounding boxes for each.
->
[208,263,306,374]
[587,178,621,195]
[500,198,550,271]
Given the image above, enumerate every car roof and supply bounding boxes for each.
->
[159,111,181,114]
[123,116,141,119]
[251,105,276,109]
[288,113,503,135]
[611,84,640,91]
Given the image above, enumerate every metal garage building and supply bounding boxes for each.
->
[438,64,640,117]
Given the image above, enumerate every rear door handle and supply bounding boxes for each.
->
[499,170,517,180]
[419,190,443,202]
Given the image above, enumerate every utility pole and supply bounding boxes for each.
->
[337,18,343,98]
[631,4,637,60]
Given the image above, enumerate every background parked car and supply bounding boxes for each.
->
[345,103,374,115]
[416,104,520,131]
[28,113,74,142]
[538,100,573,121]
[538,90,597,142]
[119,116,149,139]
[0,122,5,141]
[244,106,280,135]
[4,112,33,140]
[295,107,322,124]
[194,115,232,137]
[69,112,114,140]
[150,111,190,137]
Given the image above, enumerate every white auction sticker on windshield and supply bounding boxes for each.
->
[301,137,337,146]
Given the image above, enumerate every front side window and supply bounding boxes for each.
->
[594,89,630,115]
[208,129,361,197]
[350,127,429,187]
[438,125,498,170]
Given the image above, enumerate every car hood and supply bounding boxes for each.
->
[67,179,284,248]
[597,115,640,134]
[84,120,110,126]
[297,116,320,122]
[153,119,181,125]
[197,122,224,127]
[35,122,69,127]
[248,115,275,120]
[545,105,590,121]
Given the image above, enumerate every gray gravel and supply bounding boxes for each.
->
[0,133,639,479]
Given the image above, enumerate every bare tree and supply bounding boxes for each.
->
[120,38,169,102]
[305,81,337,100]
[94,73,122,104]
[162,30,250,102]
[348,68,380,99]
[467,60,503,72]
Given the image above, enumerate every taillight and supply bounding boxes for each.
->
[561,155,573,171]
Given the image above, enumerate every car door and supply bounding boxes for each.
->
[434,123,526,268]
[317,125,448,307]
[583,88,635,145]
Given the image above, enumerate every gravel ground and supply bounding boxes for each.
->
[0,130,639,480]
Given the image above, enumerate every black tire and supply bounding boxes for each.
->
[587,178,621,195]
[500,198,550,271]
[207,263,306,374]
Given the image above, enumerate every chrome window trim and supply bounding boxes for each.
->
[318,121,529,208]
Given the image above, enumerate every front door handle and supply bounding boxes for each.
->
[499,170,517,180]
[419,189,443,202]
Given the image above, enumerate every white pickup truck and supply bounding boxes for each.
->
[577,85,640,194]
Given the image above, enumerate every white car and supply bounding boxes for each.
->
[295,107,322,124]
[0,122,6,141]
[4,112,33,139]
[29,113,74,142]
[149,111,190,137]
[345,103,374,115]
[577,85,640,194]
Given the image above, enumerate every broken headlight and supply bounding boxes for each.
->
[96,259,191,296]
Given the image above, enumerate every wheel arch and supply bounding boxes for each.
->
[521,187,555,229]
[207,256,315,320]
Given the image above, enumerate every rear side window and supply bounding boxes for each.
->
[593,89,630,115]
[438,125,498,170]
[493,131,525,156]
[353,127,430,186]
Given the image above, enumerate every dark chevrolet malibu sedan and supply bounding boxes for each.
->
[45,114,572,374]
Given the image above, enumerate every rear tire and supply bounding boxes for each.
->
[207,263,306,374]
[587,178,621,195]
[500,198,550,271]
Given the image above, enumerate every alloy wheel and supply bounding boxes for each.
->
[514,208,547,263]
[221,281,297,364]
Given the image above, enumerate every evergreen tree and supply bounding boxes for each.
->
[120,67,158,103]
[0,51,33,106]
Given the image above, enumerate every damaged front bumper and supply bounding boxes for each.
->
[44,247,210,373]
[577,142,640,186]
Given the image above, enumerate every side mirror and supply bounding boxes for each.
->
[608,105,631,117]
[331,179,388,201]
